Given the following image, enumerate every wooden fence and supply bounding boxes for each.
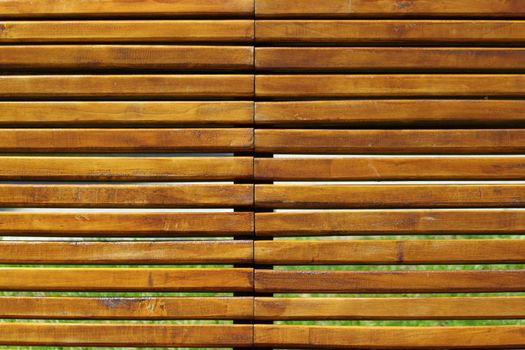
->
[1,0,525,348]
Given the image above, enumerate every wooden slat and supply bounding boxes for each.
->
[255,325,525,349]
[0,296,252,320]
[0,157,253,181]
[0,241,253,264]
[255,209,525,236]
[0,0,253,18]
[0,46,253,71]
[256,1,525,18]
[255,100,525,127]
[255,129,525,154]
[256,48,525,71]
[0,129,252,153]
[0,323,252,347]
[0,75,253,98]
[0,184,253,208]
[0,212,253,237]
[256,20,525,43]
[0,268,253,292]
[255,157,525,180]
[255,297,525,320]
[255,240,525,264]
[0,20,253,43]
[255,185,525,209]
[255,270,525,293]
[256,75,525,98]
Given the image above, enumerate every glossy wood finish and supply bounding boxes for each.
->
[0,297,252,319]
[255,209,525,236]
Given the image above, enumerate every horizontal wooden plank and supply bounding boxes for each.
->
[256,48,525,71]
[255,209,525,236]
[0,20,253,43]
[0,296,252,319]
[255,100,525,127]
[255,240,525,264]
[256,20,525,43]
[0,268,253,292]
[0,212,253,237]
[255,297,525,320]
[256,75,525,98]
[0,129,252,153]
[256,0,525,18]
[255,325,525,349]
[0,101,254,126]
[0,184,253,208]
[255,185,525,209]
[0,75,253,98]
[1,157,253,181]
[255,270,525,293]
[0,0,253,18]
[255,157,525,180]
[255,129,525,154]
[0,46,253,71]
[0,323,252,347]
[0,241,252,264]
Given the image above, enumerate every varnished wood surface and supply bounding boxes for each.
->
[0,323,252,347]
[0,241,252,264]
[1,157,253,181]
[255,209,525,236]
[256,20,525,43]
[255,270,525,293]
[254,325,525,349]
[255,100,525,126]
[0,184,253,208]
[255,157,525,180]
[256,75,525,98]
[0,296,252,319]
[255,297,525,320]
[255,129,525,154]
[0,20,254,43]
[0,75,254,98]
[0,129,253,152]
[0,212,253,237]
[255,240,525,264]
[0,268,253,292]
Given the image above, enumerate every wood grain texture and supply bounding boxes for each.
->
[0,0,254,18]
[0,101,253,126]
[1,157,253,181]
[0,296,252,319]
[255,184,525,209]
[255,100,525,126]
[0,212,253,237]
[0,184,253,208]
[0,20,253,43]
[256,20,525,43]
[254,325,525,349]
[0,268,253,292]
[255,157,525,181]
[0,75,253,98]
[256,0,525,18]
[256,75,525,98]
[255,129,525,154]
[256,47,525,71]
[255,210,525,236]
[0,129,253,153]
[255,297,525,320]
[255,270,525,293]
[0,46,253,71]
[0,323,252,347]
[0,241,252,264]
[255,240,525,265]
